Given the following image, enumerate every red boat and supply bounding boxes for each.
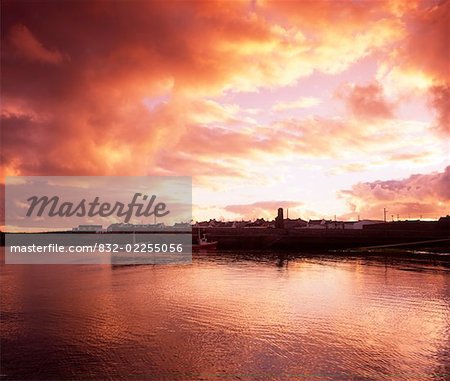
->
[193,232,218,251]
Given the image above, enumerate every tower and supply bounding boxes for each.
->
[275,208,284,229]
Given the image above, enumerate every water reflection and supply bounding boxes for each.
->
[1,250,449,380]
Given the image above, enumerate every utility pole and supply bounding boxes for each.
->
[384,208,387,223]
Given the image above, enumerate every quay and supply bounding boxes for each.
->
[193,221,450,250]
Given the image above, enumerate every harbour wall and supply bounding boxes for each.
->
[194,225,450,250]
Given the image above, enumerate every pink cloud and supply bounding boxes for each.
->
[337,82,395,120]
[428,85,450,136]
[340,166,450,219]
[397,1,449,85]
[381,1,449,134]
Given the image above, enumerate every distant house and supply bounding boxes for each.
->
[352,219,384,229]
[305,219,329,229]
[72,224,103,232]
[107,223,165,232]
[304,219,384,230]
[342,221,357,229]
[194,221,210,227]
[231,221,249,228]
[173,222,191,229]
[326,221,357,229]
[284,218,307,229]
[246,218,268,227]
[193,219,276,228]
[194,219,220,228]
[438,215,450,226]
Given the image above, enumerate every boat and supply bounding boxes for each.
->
[192,231,218,251]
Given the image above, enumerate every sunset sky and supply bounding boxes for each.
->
[1,0,449,222]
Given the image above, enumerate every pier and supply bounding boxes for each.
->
[193,220,450,250]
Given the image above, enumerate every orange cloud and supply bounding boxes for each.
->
[1,0,447,221]
[0,0,426,179]
[388,151,433,162]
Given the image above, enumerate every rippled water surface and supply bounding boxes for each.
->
[1,252,449,380]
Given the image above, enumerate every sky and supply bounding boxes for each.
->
[1,0,449,223]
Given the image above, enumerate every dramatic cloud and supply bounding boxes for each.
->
[0,0,410,177]
[1,0,448,222]
[340,166,450,219]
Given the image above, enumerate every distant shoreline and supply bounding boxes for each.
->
[1,226,449,252]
